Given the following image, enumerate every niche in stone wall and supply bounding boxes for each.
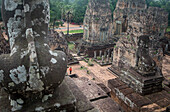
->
[84,25,89,40]
[122,15,128,32]
[115,21,122,35]
[100,27,108,41]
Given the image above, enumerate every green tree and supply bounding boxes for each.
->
[71,0,88,24]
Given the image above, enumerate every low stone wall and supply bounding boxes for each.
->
[66,33,83,42]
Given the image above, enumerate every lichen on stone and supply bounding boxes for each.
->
[49,50,58,57]
[50,58,57,64]
[9,65,27,84]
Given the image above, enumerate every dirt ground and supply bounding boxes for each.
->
[55,22,83,32]
[67,60,117,86]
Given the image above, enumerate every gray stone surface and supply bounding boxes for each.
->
[72,77,108,101]
[0,79,76,112]
[65,76,96,112]
[71,77,121,112]
[92,97,121,112]
[0,0,67,111]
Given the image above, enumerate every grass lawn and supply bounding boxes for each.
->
[63,29,83,34]
[68,42,75,50]
[167,26,170,32]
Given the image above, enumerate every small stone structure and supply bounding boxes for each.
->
[110,35,164,95]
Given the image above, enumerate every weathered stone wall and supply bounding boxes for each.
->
[113,36,137,68]
[113,0,168,37]
[127,7,169,38]
[83,0,113,44]
[116,0,146,10]
[113,0,169,69]
[113,0,146,35]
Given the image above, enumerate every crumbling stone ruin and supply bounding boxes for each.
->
[111,35,164,95]
[108,1,170,111]
[113,0,147,35]
[48,30,68,55]
[0,0,67,111]
[47,30,79,65]
[113,0,169,62]
[79,0,115,57]
[109,0,169,95]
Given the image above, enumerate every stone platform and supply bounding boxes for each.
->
[108,65,164,95]
[108,78,170,112]
[0,77,99,112]
[70,77,122,112]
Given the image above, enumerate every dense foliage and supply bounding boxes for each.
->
[50,0,170,26]
[0,0,169,26]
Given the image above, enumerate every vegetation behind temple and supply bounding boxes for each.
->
[49,0,170,27]
[0,0,169,28]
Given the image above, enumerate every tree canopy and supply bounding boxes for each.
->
[49,0,169,26]
[0,0,169,26]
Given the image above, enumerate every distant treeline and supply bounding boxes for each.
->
[50,0,170,26]
[0,0,169,26]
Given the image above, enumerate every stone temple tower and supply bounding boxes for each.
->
[83,0,113,44]
[113,0,147,35]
